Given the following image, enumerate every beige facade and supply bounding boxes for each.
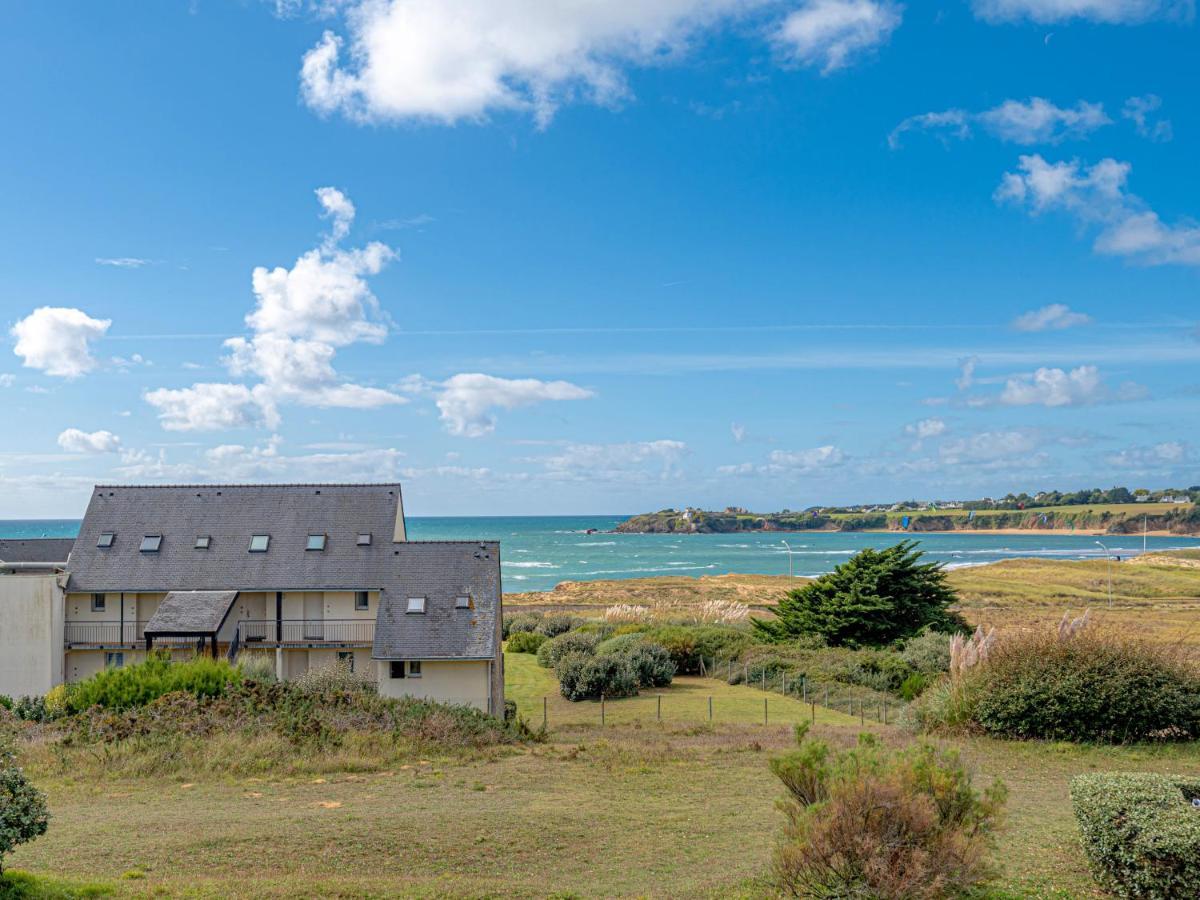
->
[0,573,65,697]
[375,659,494,712]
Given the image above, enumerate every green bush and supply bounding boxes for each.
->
[901,675,983,735]
[9,697,48,724]
[536,631,600,669]
[1071,773,1200,899]
[900,630,953,676]
[292,659,376,696]
[555,652,639,702]
[971,630,1200,742]
[755,541,962,647]
[535,613,581,638]
[66,654,244,713]
[502,611,542,639]
[594,632,648,655]
[898,672,929,701]
[769,726,1006,898]
[607,641,675,688]
[0,738,49,875]
[505,631,547,654]
[639,625,753,674]
[0,697,11,712]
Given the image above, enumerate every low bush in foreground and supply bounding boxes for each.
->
[536,631,601,669]
[1071,772,1200,899]
[65,655,243,714]
[0,738,49,876]
[770,725,1005,898]
[555,652,639,702]
[502,611,542,639]
[505,631,547,654]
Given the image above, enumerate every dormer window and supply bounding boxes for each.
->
[455,595,471,609]
[97,532,115,548]
[195,535,211,549]
[306,533,327,551]
[249,534,270,552]
[406,597,426,614]
[140,534,162,553]
[356,533,372,546]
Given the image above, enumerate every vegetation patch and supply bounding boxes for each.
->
[1071,772,1200,898]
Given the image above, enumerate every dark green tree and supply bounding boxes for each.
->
[754,541,961,647]
[0,737,49,876]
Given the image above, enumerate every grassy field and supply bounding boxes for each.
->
[8,652,1200,898]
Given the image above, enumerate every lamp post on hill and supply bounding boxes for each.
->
[781,540,796,578]
[1094,540,1113,607]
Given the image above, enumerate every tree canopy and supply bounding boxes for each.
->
[754,541,960,647]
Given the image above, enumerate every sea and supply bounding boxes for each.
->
[5,515,1200,593]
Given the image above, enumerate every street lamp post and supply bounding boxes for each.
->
[781,540,794,578]
[1094,540,1113,607]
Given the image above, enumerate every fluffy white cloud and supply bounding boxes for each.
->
[1106,441,1188,468]
[905,417,946,439]
[998,365,1107,406]
[889,98,1109,149]
[432,373,594,437]
[315,186,355,248]
[537,439,688,481]
[775,0,902,74]
[971,0,1194,23]
[11,307,111,378]
[301,0,784,127]
[1122,94,1173,141]
[1013,303,1092,332]
[768,445,846,471]
[57,428,121,453]
[731,422,746,443]
[939,429,1041,466]
[143,383,280,432]
[997,154,1200,266]
[955,356,979,391]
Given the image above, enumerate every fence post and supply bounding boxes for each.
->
[657,694,661,721]
[802,677,807,704]
[764,697,768,725]
[824,686,829,707]
[543,696,547,731]
[708,696,713,722]
[810,701,816,723]
[883,698,887,725]
[728,659,732,682]
[782,673,787,696]
[762,670,766,692]
[860,696,865,726]
[601,694,606,727]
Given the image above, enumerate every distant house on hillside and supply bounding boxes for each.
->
[0,483,504,713]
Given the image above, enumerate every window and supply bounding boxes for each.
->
[97,532,114,548]
[406,597,426,614]
[249,534,270,552]
[389,660,405,679]
[356,532,372,546]
[408,661,422,678]
[354,591,369,611]
[306,533,327,551]
[195,535,211,549]
[91,593,106,613]
[455,595,471,609]
[337,651,355,673]
[104,652,124,669]
[140,534,162,552]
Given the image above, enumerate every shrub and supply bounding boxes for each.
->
[556,652,639,702]
[536,631,600,669]
[42,685,68,719]
[971,630,1200,742]
[506,631,547,654]
[639,625,753,674]
[770,727,1006,898]
[0,737,50,875]
[535,613,581,638]
[608,641,675,688]
[502,611,542,639]
[292,659,376,696]
[755,541,962,647]
[902,675,984,735]
[1071,773,1200,899]
[10,697,48,724]
[0,697,11,712]
[66,654,243,713]
[900,630,953,676]
[238,652,277,683]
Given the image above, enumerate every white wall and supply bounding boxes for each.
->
[375,660,492,712]
[0,574,64,697]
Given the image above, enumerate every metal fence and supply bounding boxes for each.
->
[237,619,375,645]
[64,621,198,647]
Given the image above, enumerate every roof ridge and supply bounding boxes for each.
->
[92,482,402,489]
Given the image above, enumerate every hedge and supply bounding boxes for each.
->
[1071,772,1200,899]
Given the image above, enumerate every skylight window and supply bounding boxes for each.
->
[406,597,426,614]
[455,595,471,609]
[195,535,211,550]
[249,534,270,552]
[306,533,327,551]
[356,533,372,546]
[97,532,114,548]
[139,534,162,553]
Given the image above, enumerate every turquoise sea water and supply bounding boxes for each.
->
[7,515,1200,593]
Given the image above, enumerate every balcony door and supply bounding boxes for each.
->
[303,592,324,640]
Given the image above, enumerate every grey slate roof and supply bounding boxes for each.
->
[372,541,500,661]
[67,484,404,592]
[145,591,239,634]
[66,483,500,661]
[0,538,74,564]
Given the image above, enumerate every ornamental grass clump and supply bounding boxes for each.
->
[770,725,1006,899]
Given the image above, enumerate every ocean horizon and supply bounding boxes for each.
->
[5,515,1200,593]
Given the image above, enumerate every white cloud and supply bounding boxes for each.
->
[1012,303,1092,332]
[905,417,946,439]
[11,307,112,378]
[1106,440,1188,468]
[997,154,1200,266]
[95,257,152,268]
[939,429,1041,465]
[432,373,594,437]
[996,365,1141,407]
[315,186,355,249]
[0,374,14,388]
[301,0,782,127]
[57,428,122,453]
[890,98,1109,149]
[143,383,280,432]
[955,356,979,391]
[768,445,846,471]
[1122,94,1172,142]
[971,0,1194,24]
[775,0,902,74]
[537,439,688,481]
[731,422,746,443]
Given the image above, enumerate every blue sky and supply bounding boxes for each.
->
[1,0,1198,517]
